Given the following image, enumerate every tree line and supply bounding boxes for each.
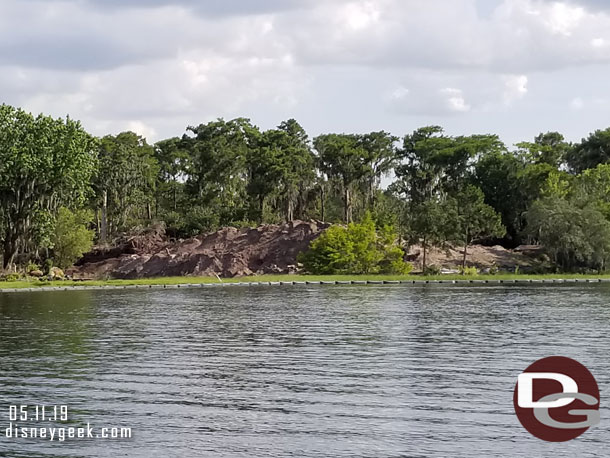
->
[1,103,610,272]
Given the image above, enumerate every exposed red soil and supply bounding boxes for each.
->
[68,220,330,279]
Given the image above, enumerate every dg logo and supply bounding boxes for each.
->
[513,356,600,442]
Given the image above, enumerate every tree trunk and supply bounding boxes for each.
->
[286,198,294,222]
[173,183,177,211]
[344,186,352,224]
[259,196,265,224]
[147,202,152,220]
[320,187,326,222]
[95,209,100,237]
[100,189,108,245]
[2,236,17,269]
[462,230,470,269]
[462,244,468,269]
[422,236,427,272]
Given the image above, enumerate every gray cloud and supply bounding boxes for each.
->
[0,0,609,148]
[60,0,313,16]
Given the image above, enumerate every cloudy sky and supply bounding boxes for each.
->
[1,0,609,146]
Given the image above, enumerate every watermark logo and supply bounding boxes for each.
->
[513,356,600,442]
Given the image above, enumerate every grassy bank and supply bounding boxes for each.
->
[2,273,610,290]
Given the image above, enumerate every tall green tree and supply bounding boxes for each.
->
[516,132,571,167]
[474,150,525,245]
[314,134,368,223]
[453,186,505,267]
[52,207,95,269]
[528,197,610,272]
[0,105,97,267]
[154,136,189,212]
[408,198,457,271]
[567,128,610,173]
[358,131,397,207]
[276,119,316,222]
[94,132,159,243]
[185,118,258,226]
[246,120,316,223]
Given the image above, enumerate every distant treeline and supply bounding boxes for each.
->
[1,104,610,272]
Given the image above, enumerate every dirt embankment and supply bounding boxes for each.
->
[69,222,543,279]
[406,244,544,272]
[69,220,331,279]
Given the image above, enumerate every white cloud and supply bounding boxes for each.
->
[2,0,610,145]
[342,1,381,30]
[127,121,157,140]
[441,88,471,112]
[571,96,585,109]
[503,74,528,104]
[544,2,585,36]
[390,86,410,100]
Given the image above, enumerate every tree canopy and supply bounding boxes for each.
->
[2,103,610,274]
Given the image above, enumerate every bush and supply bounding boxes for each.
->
[43,259,53,275]
[423,265,441,276]
[459,266,479,276]
[298,212,412,275]
[0,273,22,282]
[26,261,40,274]
[52,207,95,269]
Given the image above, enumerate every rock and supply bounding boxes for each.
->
[29,270,44,277]
[49,267,65,280]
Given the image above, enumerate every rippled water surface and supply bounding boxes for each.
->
[0,284,609,457]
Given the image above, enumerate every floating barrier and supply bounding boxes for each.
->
[1,278,609,293]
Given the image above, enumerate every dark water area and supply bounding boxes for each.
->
[0,284,609,457]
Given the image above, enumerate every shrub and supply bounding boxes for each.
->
[298,213,412,275]
[26,262,40,274]
[298,225,354,274]
[1,273,21,282]
[43,259,53,275]
[423,265,441,276]
[459,266,479,276]
[52,207,95,269]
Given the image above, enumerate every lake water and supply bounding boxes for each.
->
[0,284,609,457]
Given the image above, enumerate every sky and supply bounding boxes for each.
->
[1,0,610,147]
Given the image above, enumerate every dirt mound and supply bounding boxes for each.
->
[69,220,330,279]
[76,224,168,266]
[407,243,544,272]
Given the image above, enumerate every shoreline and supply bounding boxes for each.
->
[2,274,610,293]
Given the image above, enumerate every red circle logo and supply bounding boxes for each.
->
[513,356,600,442]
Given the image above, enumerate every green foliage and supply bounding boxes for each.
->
[0,273,21,282]
[52,207,95,269]
[26,262,40,274]
[454,186,505,248]
[4,102,610,276]
[299,213,411,275]
[95,132,159,239]
[566,128,610,173]
[314,131,396,223]
[423,265,441,276]
[527,197,610,272]
[516,132,571,167]
[43,259,53,275]
[0,104,97,267]
[298,225,354,274]
[459,266,479,276]
[185,118,256,226]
